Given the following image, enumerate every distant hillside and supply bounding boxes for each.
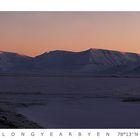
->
[0,49,140,75]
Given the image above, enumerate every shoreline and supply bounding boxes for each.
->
[0,107,42,128]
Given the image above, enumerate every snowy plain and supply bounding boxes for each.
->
[0,75,140,128]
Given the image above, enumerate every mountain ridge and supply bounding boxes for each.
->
[0,48,140,75]
[1,48,140,57]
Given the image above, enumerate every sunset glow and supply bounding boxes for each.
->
[0,12,140,56]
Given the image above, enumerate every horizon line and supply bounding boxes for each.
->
[0,48,140,57]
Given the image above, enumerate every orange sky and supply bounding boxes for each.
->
[0,12,140,56]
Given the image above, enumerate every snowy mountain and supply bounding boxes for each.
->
[0,51,33,72]
[0,49,140,74]
[33,48,140,73]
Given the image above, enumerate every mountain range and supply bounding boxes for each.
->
[0,48,140,75]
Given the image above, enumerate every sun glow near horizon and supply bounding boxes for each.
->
[0,12,140,56]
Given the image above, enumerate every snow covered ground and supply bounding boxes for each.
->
[0,75,140,128]
[17,98,140,128]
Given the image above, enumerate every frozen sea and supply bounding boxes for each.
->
[17,97,140,128]
[0,75,140,128]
